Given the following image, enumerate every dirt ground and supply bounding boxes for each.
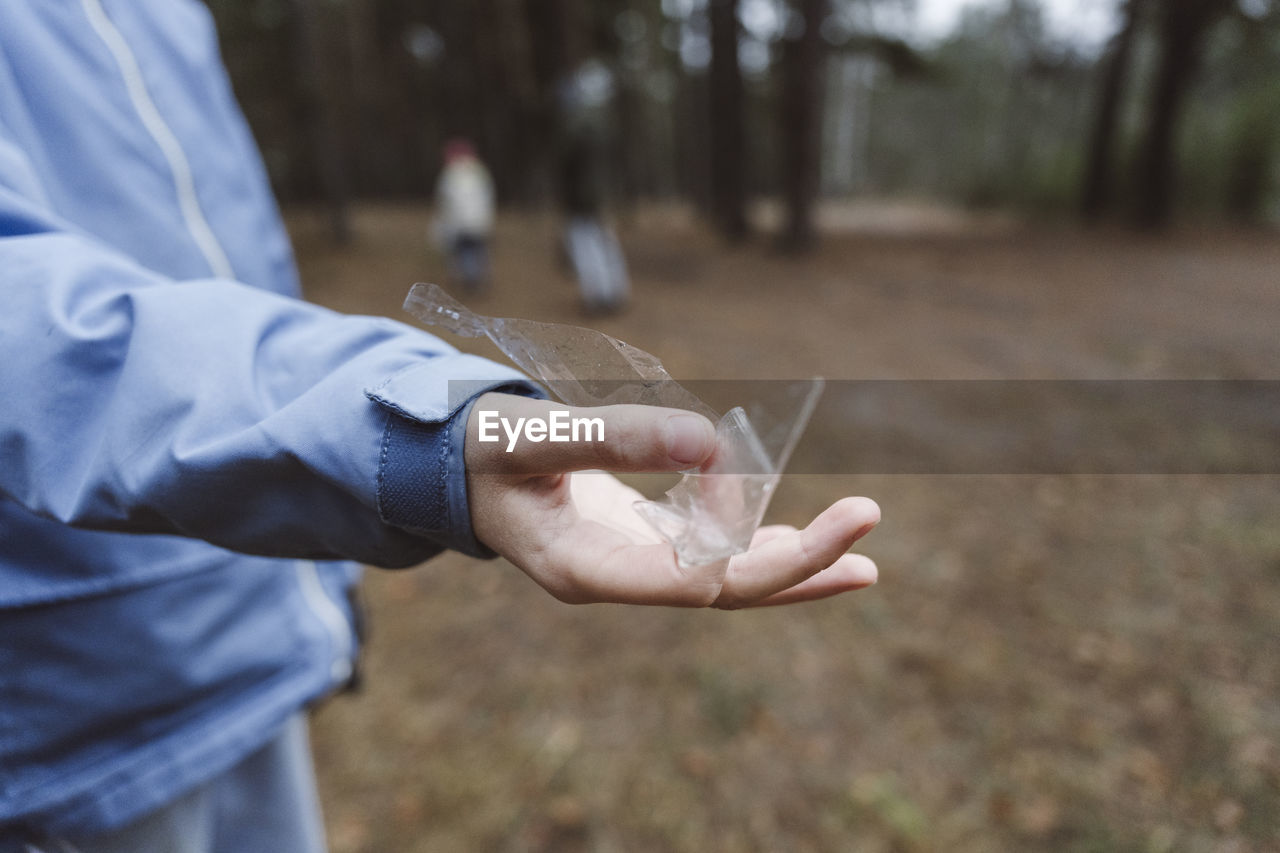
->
[289,204,1280,852]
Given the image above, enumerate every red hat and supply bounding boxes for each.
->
[443,138,476,163]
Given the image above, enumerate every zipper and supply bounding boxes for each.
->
[294,560,355,685]
[81,1,355,690]
[80,0,236,280]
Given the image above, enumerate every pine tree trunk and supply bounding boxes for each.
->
[292,0,350,242]
[523,0,585,205]
[1080,0,1142,220]
[779,0,828,253]
[1134,0,1228,228]
[709,0,749,240]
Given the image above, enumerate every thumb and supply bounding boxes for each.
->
[465,393,716,475]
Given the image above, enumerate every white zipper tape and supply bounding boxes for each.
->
[80,0,236,280]
[294,560,355,685]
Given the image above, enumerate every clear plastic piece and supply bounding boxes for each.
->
[404,283,823,567]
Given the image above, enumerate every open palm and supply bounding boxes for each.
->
[465,394,879,608]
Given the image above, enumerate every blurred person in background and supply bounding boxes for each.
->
[0,4,879,852]
[433,138,495,294]
[557,59,630,315]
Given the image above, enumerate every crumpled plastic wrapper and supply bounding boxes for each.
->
[405,283,822,567]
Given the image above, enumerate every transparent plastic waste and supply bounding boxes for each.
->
[404,283,823,567]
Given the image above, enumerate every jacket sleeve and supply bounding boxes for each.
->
[0,138,539,569]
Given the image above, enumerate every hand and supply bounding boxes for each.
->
[465,393,879,608]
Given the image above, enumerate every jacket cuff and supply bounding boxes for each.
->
[367,355,544,558]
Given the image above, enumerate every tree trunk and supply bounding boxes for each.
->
[779,0,828,252]
[342,0,373,195]
[1080,0,1142,220]
[292,0,350,242]
[709,0,749,240]
[523,0,586,205]
[1134,0,1228,228]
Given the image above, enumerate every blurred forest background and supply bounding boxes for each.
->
[207,0,1280,244]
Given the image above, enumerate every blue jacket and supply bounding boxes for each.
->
[0,1,534,835]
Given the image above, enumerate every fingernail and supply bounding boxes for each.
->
[664,414,713,465]
[853,520,879,541]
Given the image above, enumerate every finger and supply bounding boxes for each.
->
[750,524,797,547]
[714,497,880,609]
[742,554,877,607]
[467,393,715,475]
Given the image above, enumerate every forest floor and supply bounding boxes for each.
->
[289,203,1280,853]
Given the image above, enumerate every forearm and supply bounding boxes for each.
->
[0,225,537,566]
